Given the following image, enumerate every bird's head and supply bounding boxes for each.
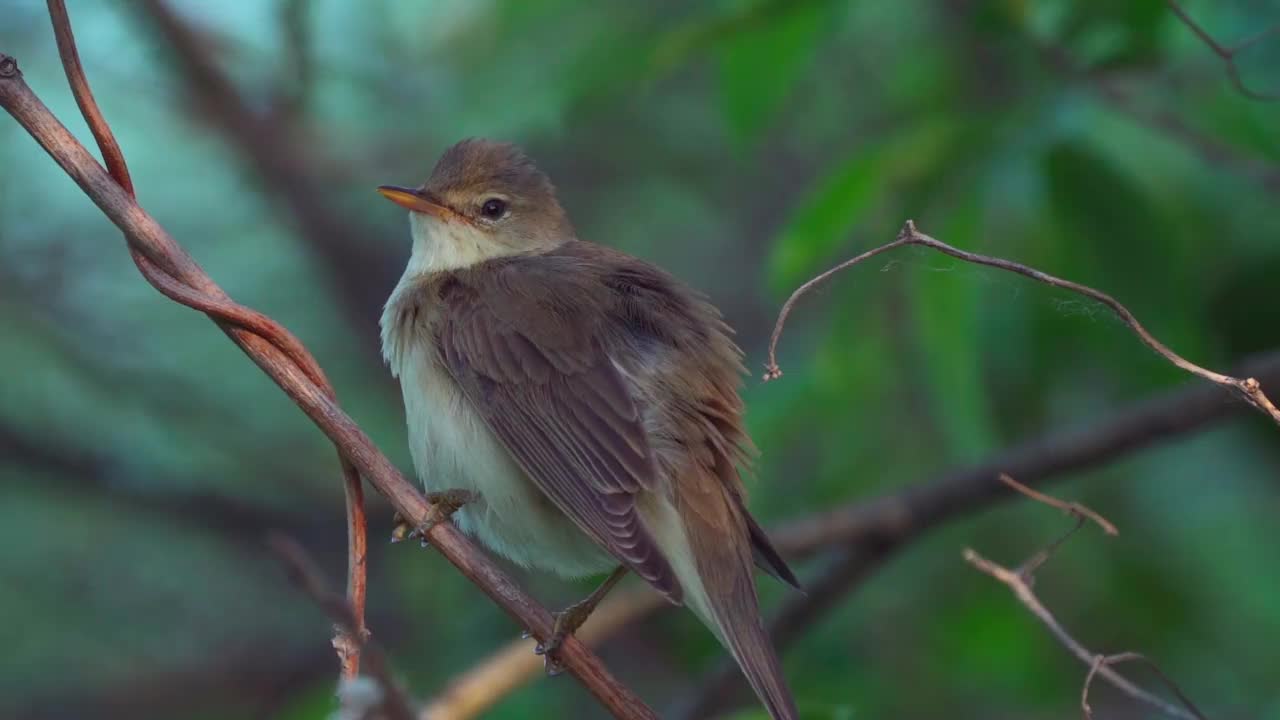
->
[378,139,573,271]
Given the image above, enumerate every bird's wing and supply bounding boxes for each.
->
[430,262,681,604]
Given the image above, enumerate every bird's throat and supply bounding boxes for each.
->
[406,212,505,274]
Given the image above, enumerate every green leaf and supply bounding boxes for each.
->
[715,0,836,146]
[766,120,953,293]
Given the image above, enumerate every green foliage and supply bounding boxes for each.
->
[715,0,839,147]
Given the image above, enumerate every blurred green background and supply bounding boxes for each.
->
[2,0,1278,718]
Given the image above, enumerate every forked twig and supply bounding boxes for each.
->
[1083,652,1208,720]
[1000,473,1118,537]
[766,220,1280,428]
[1163,0,1280,102]
[965,475,1206,720]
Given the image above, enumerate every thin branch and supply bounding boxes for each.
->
[1083,652,1209,720]
[1163,0,1280,101]
[964,549,1202,720]
[964,476,1206,720]
[269,534,414,720]
[999,473,1118,537]
[43,0,375,678]
[766,220,1280,427]
[0,41,657,720]
[1031,38,1280,194]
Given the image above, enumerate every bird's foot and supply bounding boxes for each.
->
[532,597,596,677]
[526,566,627,677]
[389,489,477,545]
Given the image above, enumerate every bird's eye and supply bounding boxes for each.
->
[480,198,508,220]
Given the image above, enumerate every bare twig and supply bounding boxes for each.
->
[997,472,1117,580]
[964,478,1206,719]
[1030,35,1280,193]
[0,37,657,720]
[269,534,415,720]
[1163,0,1280,102]
[964,549,1201,720]
[1083,652,1209,720]
[1000,473,1118,537]
[766,220,1280,428]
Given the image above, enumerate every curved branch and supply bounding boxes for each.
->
[1083,652,1209,720]
[766,220,1280,427]
[44,0,368,681]
[0,48,656,720]
[1163,0,1280,102]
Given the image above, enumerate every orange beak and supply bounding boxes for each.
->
[376,185,451,219]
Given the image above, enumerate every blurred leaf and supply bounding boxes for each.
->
[767,120,952,293]
[715,0,836,146]
[1047,0,1168,68]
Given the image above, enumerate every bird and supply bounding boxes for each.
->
[377,138,801,719]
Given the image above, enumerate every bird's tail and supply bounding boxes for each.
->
[644,494,799,720]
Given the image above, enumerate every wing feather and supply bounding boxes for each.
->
[434,276,680,601]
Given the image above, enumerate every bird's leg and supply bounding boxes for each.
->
[535,565,628,675]
[389,489,478,544]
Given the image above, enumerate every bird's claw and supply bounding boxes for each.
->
[529,601,592,677]
[532,638,566,677]
[389,489,477,545]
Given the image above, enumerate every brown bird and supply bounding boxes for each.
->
[378,139,800,719]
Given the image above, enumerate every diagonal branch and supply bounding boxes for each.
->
[766,220,1280,427]
[964,550,1204,720]
[1163,0,1280,102]
[42,0,371,679]
[964,478,1208,720]
[1083,652,1209,720]
[0,36,657,720]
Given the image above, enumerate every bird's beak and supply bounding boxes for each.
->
[377,185,451,219]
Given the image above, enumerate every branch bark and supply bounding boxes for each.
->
[1163,0,1280,102]
[964,550,1205,720]
[766,221,1280,427]
[963,476,1207,720]
[0,37,657,720]
[42,0,375,678]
